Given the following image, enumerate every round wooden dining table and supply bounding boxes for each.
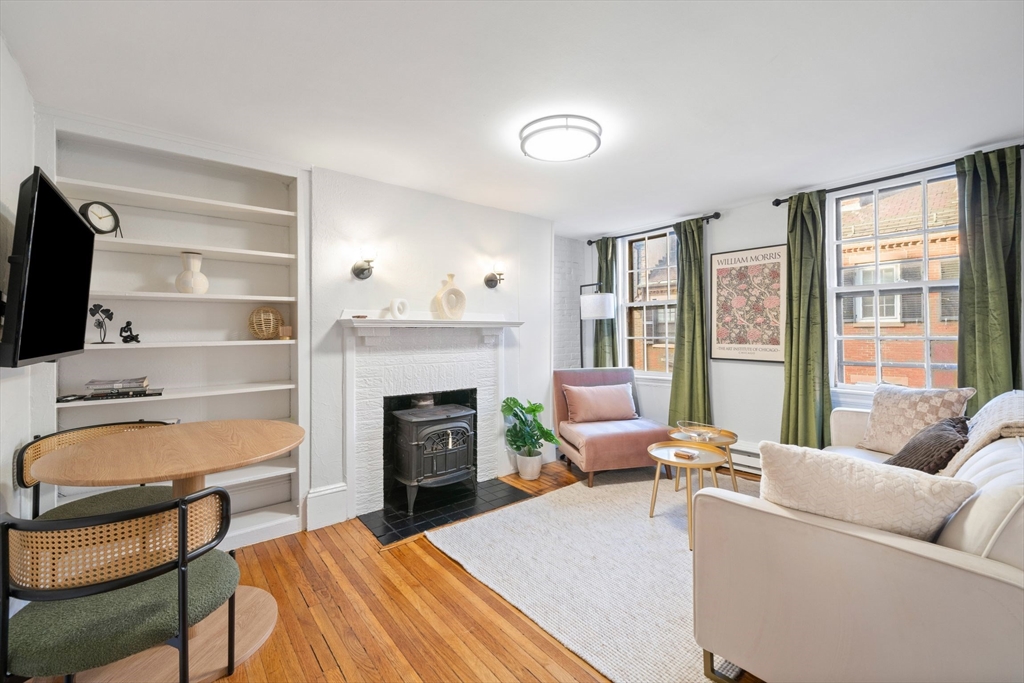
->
[30,418,305,683]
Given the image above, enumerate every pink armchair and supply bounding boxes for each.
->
[553,368,672,487]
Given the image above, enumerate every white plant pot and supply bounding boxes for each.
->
[175,251,209,294]
[517,452,543,480]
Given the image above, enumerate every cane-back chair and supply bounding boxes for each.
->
[14,420,176,519]
[1,487,237,683]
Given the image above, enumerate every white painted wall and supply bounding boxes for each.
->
[0,35,37,515]
[552,236,586,369]
[310,167,553,506]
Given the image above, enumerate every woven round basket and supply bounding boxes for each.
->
[248,306,283,340]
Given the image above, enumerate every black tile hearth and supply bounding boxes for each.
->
[357,478,532,545]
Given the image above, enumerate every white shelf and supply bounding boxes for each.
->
[90,290,296,304]
[208,458,297,488]
[95,237,296,265]
[230,501,299,534]
[56,381,296,408]
[84,340,296,351]
[338,313,524,329]
[57,177,297,227]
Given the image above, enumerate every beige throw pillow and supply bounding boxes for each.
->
[760,441,977,540]
[856,385,976,455]
[563,383,638,423]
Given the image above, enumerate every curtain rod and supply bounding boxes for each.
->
[771,143,1024,207]
[586,212,721,246]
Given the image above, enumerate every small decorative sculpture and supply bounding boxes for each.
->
[119,321,141,344]
[89,303,114,344]
[248,306,283,339]
[389,298,409,319]
[175,251,210,294]
[434,274,466,320]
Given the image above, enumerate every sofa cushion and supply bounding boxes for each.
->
[822,445,890,464]
[562,383,638,423]
[559,418,670,471]
[943,390,1024,476]
[759,441,977,541]
[856,385,975,455]
[883,417,969,474]
[937,437,1024,570]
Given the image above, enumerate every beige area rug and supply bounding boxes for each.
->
[426,468,760,683]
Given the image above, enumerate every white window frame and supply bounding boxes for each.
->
[616,228,677,377]
[826,166,960,396]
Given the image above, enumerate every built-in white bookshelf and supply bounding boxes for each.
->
[36,114,311,549]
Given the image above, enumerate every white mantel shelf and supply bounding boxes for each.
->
[338,311,522,345]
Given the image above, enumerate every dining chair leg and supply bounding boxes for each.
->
[63,675,75,683]
[228,549,236,676]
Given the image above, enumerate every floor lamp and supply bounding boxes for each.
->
[580,283,616,368]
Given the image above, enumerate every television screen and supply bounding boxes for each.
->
[0,167,95,367]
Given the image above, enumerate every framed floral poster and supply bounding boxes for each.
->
[710,244,788,362]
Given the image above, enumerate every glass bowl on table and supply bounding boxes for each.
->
[674,421,721,443]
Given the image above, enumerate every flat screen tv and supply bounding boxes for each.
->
[0,167,95,367]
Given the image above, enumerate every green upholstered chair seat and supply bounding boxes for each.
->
[37,485,174,521]
[7,549,239,678]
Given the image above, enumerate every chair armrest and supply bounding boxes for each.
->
[693,489,1024,683]
[829,407,870,447]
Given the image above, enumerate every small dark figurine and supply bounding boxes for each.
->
[89,303,114,344]
[119,321,141,344]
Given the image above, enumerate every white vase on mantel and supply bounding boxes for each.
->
[175,251,209,294]
[434,273,466,320]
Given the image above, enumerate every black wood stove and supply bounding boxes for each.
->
[391,403,476,515]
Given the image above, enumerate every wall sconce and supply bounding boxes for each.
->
[484,261,505,288]
[351,248,377,280]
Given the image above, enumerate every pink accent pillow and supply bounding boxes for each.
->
[563,383,638,423]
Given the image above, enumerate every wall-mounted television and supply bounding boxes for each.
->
[0,167,95,367]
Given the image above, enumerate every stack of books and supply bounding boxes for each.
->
[84,377,163,401]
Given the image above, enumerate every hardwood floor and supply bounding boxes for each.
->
[222,461,608,683]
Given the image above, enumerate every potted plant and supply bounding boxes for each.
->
[501,396,559,480]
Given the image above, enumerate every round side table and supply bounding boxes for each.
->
[647,441,726,550]
[669,425,740,493]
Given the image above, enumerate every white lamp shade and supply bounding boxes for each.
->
[580,292,616,320]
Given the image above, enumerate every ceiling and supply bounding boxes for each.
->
[1,1,1022,238]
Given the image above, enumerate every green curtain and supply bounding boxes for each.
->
[956,145,1022,414]
[780,191,832,448]
[594,237,619,367]
[668,219,711,425]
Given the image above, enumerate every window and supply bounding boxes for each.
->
[620,229,677,374]
[828,171,960,389]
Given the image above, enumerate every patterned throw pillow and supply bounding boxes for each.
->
[942,390,1024,476]
[856,385,976,455]
[759,441,977,540]
[884,417,969,474]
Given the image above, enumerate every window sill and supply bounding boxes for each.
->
[831,386,876,409]
[633,372,673,384]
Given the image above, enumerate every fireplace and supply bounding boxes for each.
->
[392,403,476,515]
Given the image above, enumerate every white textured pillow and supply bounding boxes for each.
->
[760,441,977,540]
[942,390,1024,476]
[856,385,976,455]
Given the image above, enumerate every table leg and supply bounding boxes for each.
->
[711,466,720,488]
[724,445,739,492]
[649,463,662,518]
[685,467,694,551]
[695,467,702,491]
[674,466,681,492]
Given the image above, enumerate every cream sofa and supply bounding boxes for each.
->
[692,412,1024,683]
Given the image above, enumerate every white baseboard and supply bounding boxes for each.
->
[306,482,350,530]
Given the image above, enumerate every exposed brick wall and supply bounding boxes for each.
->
[553,236,586,369]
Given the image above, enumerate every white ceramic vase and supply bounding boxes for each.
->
[434,273,466,320]
[175,252,209,294]
[516,451,543,480]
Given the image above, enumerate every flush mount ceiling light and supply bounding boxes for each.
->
[519,115,602,162]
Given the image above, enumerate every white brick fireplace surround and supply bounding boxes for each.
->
[329,315,525,519]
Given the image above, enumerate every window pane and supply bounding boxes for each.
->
[668,231,678,266]
[927,228,959,280]
[646,235,668,270]
[837,293,875,335]
[665,305,677,339]
[877,239,923,281]
[880,287,925,336]
[644,307,660,337]
[838,192,874,240]
[627,338,646,372]
[668,266,678,300]
[838,240,874,287]
[930,256,959,282]
[930,366,959,388]
[837,339,877,385]
[630,269,646,303]
[626,307,644,338]
[647,339,670,372]
[881,338,925,364]
[929,288,959,336]
[647,268,671,302]
[630,239,645,272]
[877,182,923,235]
[882,365,927,388]
[930,339,958,364]
[927,177,958,229]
